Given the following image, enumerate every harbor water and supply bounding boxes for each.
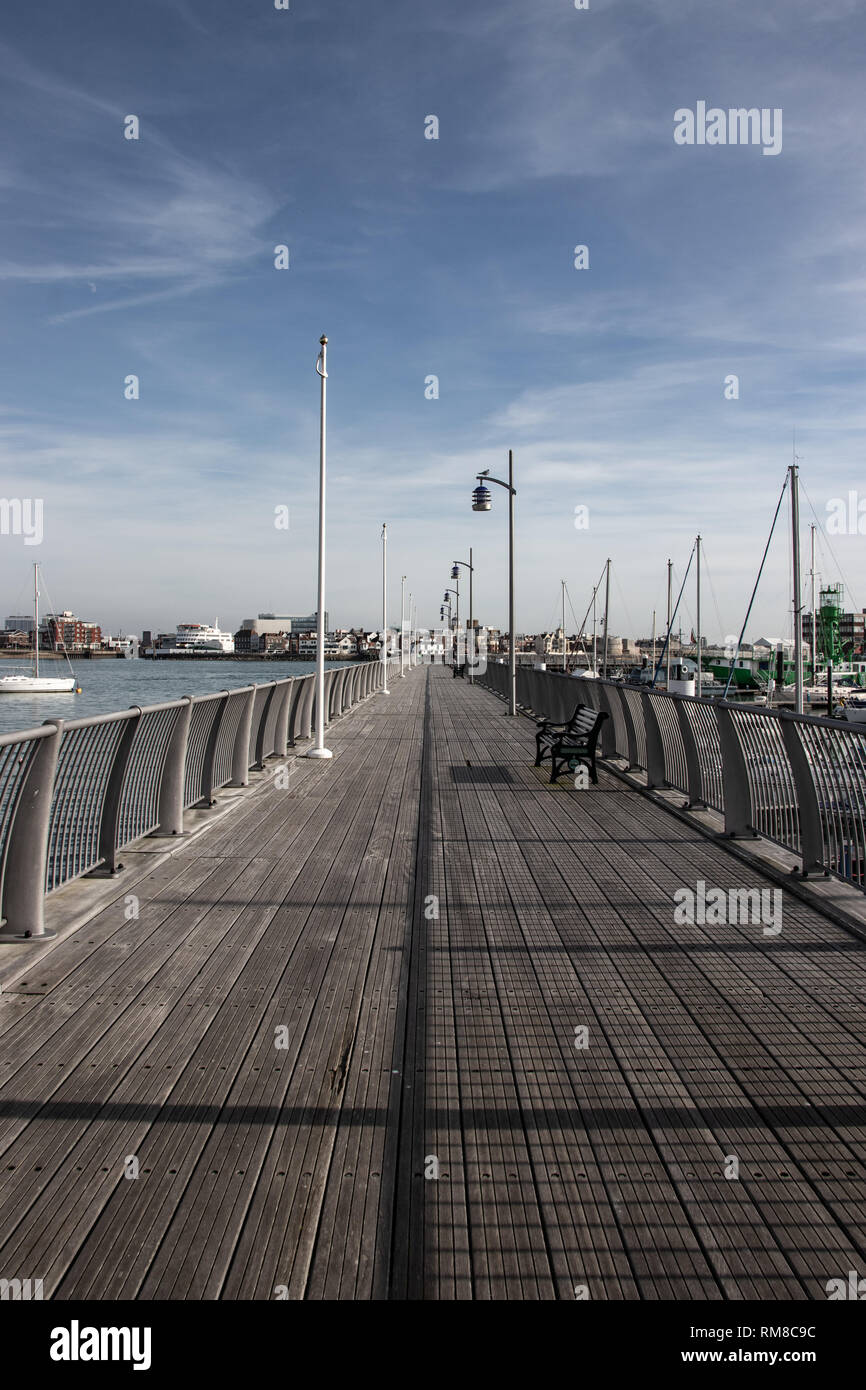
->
[0,658,351,737]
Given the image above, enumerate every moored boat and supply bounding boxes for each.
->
[0,564,80,695]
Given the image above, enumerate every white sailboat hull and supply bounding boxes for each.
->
[0,675,77,693]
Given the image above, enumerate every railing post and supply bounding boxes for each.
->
[596,683,618,759]
[0,720,64,941]
[350,664,363,706]
[615,687,640,769]
[641,691,666,789]
[286,680,305,747]
[253,683,278,769]
[95,709,142,873]
[674,698,706,809]
[331,666,349,718]
[779,712,826,875]
[200,693,229,805]
[715,703,756,838]
[273,679,294,757]
[154,698,193,836]
[324,668,338,723]
[231,687,257,786]
[295,674,316,742]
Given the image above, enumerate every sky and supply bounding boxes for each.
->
[1,0,865,642]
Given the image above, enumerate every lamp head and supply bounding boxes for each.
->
[472,484,492,512]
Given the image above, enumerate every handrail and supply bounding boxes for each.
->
[476,664,866,895]
[0,659,397,941]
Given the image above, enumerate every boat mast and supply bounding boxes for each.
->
[810,524,817,683]
[602,558,611,678]
[696,534,702,698]
[561,581,569,672]
[34,562,39,679]
[666,559,672,688]
[790,459,804,714]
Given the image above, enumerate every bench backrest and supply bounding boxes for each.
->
[562,709,608,746]
[573,708,601,736]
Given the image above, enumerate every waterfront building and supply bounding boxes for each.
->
[298,634,346,659]
[245,611,329,635]
[0,628,34,650]
[42,611,102,652]
[235,612,329,654]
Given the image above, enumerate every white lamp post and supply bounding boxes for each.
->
[307,335,333,759]
[381,522,390,695]
[400,575,406,677]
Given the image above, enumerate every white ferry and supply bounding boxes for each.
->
[160,622,235,655]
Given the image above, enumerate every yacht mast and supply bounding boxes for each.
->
[790,460,804,714]
[810,524,817,683]
[666,560,672,688]
[602,558,611,678]
[561,581,569,672]
[696,534,702,698]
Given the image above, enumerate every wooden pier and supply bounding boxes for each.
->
[0,664,865,1299]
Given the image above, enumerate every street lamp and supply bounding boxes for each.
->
[441,597,452,663]
[307,334,332,759]
[445,580,459,631]
[452,551,474,681]
[443,587,459,649]
[409,591,415,667]
[400,575,406,678]
[472,451,516,716]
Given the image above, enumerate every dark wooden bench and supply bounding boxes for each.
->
[534,703,588,766]
[540,706,608,785]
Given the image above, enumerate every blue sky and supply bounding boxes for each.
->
[1,0,865,641]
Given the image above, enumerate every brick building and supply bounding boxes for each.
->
[43,611,101,652]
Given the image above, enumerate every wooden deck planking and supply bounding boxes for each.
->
[0,666,864,1297]
[430,673,866,1297]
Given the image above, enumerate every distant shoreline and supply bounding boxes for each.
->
[0,649,125,660]
[141,651,372,662]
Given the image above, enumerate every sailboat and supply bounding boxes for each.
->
[0,564,79,694]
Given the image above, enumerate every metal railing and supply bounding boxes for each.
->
[0,660,394,941]
[478,662,866,893]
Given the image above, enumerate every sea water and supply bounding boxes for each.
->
[0,658,346,737]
